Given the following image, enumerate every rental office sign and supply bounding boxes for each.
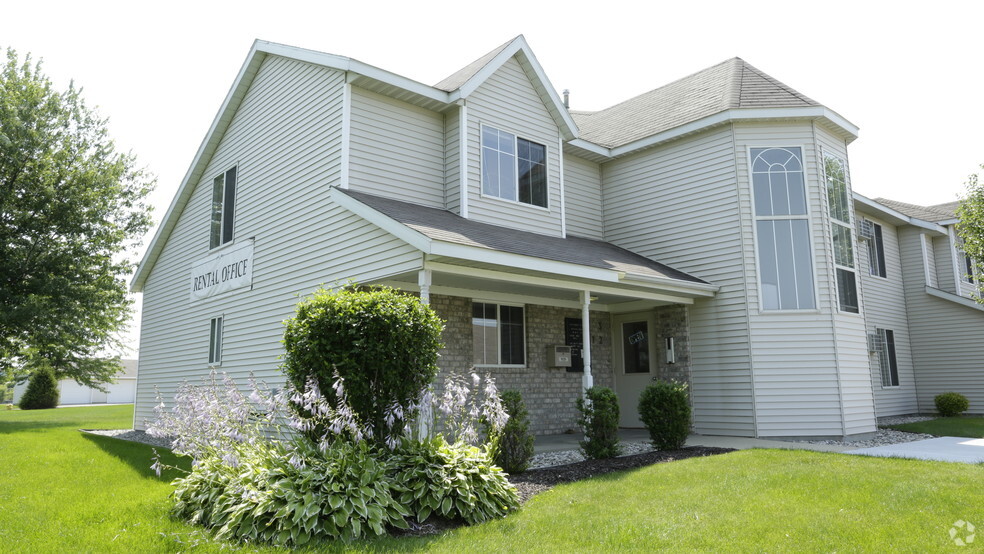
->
[189,240,254,301]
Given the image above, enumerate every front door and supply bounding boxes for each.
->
[613,312,656,428]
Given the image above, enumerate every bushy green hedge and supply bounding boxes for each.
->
[281,285,444,443]
[638,380,691,450]
[935,392,970,417]
[392,437,519,525]
[577,386,620,459]
[489,390,535,473]
[18,364,59,410]
[171,441,410,546]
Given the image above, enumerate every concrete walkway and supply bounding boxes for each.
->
[847,437,984,463]
[534,430,852,454]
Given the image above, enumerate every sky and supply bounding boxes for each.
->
[3,0,983,354]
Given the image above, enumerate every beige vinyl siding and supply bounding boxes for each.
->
[814,124,876,435]
[349,88,445,207]
[563,154,603,240]
[134,56,422,429]
[933,234,957,293]
[466,56,563,236]
[734,122,874,437]
[856,215,918,415]
[898,227,984,413]
[445,107,461,213]
[603,125,755,436]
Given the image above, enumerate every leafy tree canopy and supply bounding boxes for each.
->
[0,48,154,387]
[956,165,984,302]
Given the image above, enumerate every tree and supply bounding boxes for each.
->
[956,164,984,302]
[0,49,154,388]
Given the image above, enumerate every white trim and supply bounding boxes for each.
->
[580,291,593,391]
[925,286,984,312]
[381,281,599,311]
[339,81,351,189]
[852,193,948,235]
[459,103,469,218]
[949,225,963,292]
[920,233,932,286]
[478,123,550,210]
[450,35,578,141]
[618,273,718,295]
[558,136,567,238]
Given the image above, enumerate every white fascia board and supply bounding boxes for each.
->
[428,242,620,283]
[424,261,695,304]
[450,35,578,141]
[601,107,859,159]
[925,286,984,312]
[938,218,960,226]
[618,273,719,296]
[131,41,268,292]
[328,188,432,252]
[255,41,450,106]
[381,281,599,312]
[566,138,611,159]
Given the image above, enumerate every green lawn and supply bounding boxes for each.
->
[2,406,982,552]
[887,416,984,438]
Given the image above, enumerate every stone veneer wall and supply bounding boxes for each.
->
[428,294,613,435]
[652,304,691,388]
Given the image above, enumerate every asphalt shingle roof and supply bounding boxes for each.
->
[433,38,514,92]
[874,198,957,222]
[340,190,706,284]
[571,57,819,148]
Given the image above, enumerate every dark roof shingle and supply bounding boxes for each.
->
[340,190,706,284]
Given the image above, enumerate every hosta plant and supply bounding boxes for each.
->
[392,436,519,525]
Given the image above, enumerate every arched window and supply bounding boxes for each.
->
[751,147,815,310]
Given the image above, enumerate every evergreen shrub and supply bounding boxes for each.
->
[576,386,620,459]
[18,364,59,410]
[935,392,970,417]
[281,285,444,444]
[638,380,691,450]
[489,389,535,473]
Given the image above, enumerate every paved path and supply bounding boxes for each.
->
[847,437,984,464]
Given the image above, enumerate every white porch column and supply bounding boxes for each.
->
[416,269,433,438]
[417,269,432,305]
[580,290,593,392]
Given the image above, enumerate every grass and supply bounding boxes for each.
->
[888,416,984,438]
[2,406,983,552]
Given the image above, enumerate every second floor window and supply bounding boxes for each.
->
[751,147,816,310]
[867,221,887,278]
[210,166,237,249]
[824,154,859,313]
[481,126,547,208]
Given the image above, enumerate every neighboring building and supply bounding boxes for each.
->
[13,359,138,405]
[130,36,982,438]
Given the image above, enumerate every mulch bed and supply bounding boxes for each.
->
[509,446,735,504]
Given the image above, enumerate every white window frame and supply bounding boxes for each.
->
[748,145,819,312]
[823,153,860,314]
[208,316,224,366]
[209,166,238,250]
[471,300,527,367]
[480,124,549,210]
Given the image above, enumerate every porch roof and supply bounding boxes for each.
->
[337,189,707,285]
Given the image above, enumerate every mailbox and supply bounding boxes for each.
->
[547,345,572,367]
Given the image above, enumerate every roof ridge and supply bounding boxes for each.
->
[739,60,818,106]
[727,57,744,109]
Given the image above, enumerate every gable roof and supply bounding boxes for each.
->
[131,37,577,292]
[874,197,957,223]
[568,57,857,158]
[335,189,709,286]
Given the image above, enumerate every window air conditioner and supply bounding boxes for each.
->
[858,219,875,241]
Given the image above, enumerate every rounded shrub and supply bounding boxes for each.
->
[489,390,535,473]
[18,364,60,410]
[282,285,444,443]
[576,386,620,459]
[392,436,519,525]
[638,380,691,450]
[935,392,970,417]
